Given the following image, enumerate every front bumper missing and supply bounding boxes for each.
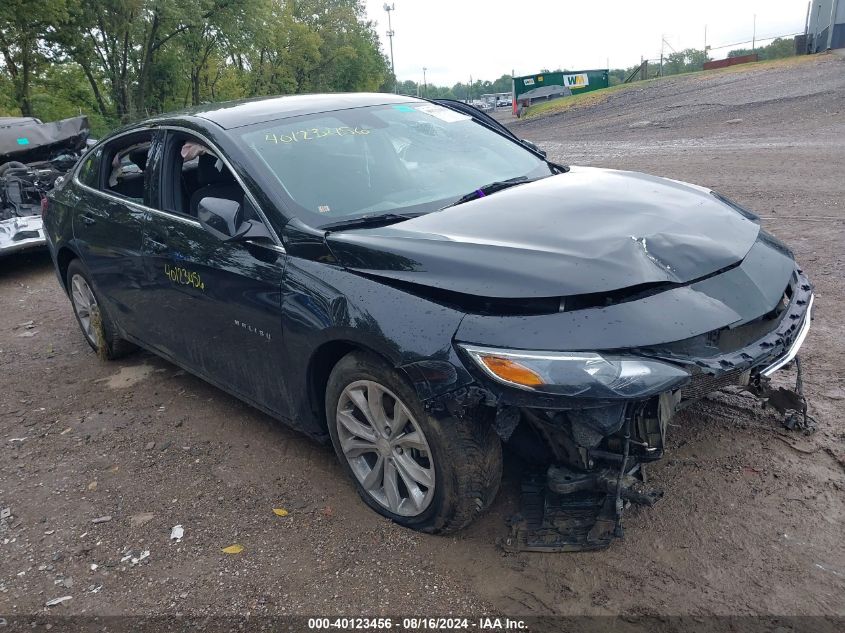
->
[499,289,815,553]
[0,215,47,256]
[503,462,662,552]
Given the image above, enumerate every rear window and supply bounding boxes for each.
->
[76,150,99,187]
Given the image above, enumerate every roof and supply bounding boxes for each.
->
[185,93,422,129]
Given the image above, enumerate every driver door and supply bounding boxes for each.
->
[141,129,291,417]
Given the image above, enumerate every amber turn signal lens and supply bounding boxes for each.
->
[479,355,544,387]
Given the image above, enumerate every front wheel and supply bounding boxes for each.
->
[325,351,502,533]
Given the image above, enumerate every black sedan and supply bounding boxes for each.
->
[44,93,813,548]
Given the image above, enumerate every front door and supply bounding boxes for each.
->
[141,130,290,416]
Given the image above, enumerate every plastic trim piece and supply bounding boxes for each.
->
[760,294,813,377]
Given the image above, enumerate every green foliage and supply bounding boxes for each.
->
[0,0,70,115]
[661,48,708,76]
[0,0,389,132]
[728,38,795,61]
[399,74,515,102]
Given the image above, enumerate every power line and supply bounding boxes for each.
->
[706,31,803,51]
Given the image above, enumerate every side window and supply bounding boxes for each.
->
[77,149,100,187]
[159,132,250,220]
[98,132,153,203]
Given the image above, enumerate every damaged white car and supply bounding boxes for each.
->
[1,116,90,256]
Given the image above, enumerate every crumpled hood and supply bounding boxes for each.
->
[325,166,761,298]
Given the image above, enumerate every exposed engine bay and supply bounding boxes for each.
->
[1,116,90,256]
[501,361,815,553]
[434,269,815,552]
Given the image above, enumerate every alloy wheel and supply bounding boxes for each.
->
[70,273,100,347]
[335,380,435,516]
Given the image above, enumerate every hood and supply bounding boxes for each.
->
[0,115,90,163]
[325,166,761,299]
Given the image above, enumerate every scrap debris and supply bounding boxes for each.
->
[120,549,150,566]
[748,356,817,434]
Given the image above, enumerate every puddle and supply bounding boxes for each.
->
[96,364,155,389]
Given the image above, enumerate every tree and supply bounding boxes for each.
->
[661,48,707,76]
[728,37,794,61]
[0,0,69,115]
[0,0,395,128]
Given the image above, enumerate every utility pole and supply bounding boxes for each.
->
[422,67,427,97]
[384,4,396,93]
[704,25,708,60]
[804,0,811,38]
[752,14,756,51]
[828,0,841,49]
[468,75,472,102]
[659,36,664,76]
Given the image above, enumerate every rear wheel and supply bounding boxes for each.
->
[66,259,136,360]
[326,351,502,533]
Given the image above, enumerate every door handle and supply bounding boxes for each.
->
[146,237,169,254]
[80,214,96,226]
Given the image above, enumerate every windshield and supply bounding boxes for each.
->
[235,103,552,228]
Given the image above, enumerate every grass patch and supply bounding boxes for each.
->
[90,308,109,361]
[521,54,826,121]
[521,82,644,120]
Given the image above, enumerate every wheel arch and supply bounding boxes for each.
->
[305,338,409,433]
[56,245,81,292]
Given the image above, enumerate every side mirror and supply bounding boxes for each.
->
[198,197,249,241]
[197,196,274,243]
[521,139,546,157]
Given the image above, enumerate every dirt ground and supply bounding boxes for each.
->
[1,54,844,621]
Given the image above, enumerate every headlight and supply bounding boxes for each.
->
[460,344,689,398]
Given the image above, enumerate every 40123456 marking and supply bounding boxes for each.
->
[164,263,205,290]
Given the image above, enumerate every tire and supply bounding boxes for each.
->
[66,259,136,360]
[325,351,502,533]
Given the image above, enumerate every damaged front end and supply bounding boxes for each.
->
[444,266,814,552]
[1,116,90,256]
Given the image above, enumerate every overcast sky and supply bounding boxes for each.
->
[362,0,811,85]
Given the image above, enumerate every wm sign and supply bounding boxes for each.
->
[564,73,589,88]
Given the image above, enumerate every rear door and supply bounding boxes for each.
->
[71,129,157,340]
[141,128,291,416]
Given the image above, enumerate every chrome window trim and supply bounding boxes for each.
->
[73,180,157,215]
[245,241,286,254]
[70,124,286,250]
[149,206,201,227]
[74,176,202,229]
[72,126,151,184]
[72,127,160,215]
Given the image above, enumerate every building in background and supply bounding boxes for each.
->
[806,0,844,52]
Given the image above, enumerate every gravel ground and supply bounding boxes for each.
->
[1,54,844,621]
